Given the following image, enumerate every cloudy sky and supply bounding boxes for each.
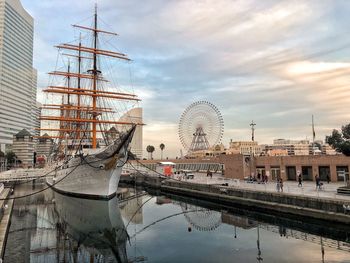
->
[21,0,350,158]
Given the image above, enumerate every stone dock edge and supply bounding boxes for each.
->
[120,175,350,224]
[0,188,14,260]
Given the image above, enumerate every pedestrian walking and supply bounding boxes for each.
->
[280,178,284,192]
[298,173,302,187]
[315,174,320,190]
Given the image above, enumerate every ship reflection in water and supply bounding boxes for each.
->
[5,184,129,263]
[4,183,350,262]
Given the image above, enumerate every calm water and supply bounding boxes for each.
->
[4,182,350,263]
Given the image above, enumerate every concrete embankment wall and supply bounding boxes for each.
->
[121,175,350,224]
[163,181,347,213]
[161,181,350,223]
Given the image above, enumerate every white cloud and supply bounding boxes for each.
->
[285,61,350,75]
[20,0,350,157]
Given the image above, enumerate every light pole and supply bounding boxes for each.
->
[250,121,256,179]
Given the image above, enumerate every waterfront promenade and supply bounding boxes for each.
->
[0,169,46,183]
[184,173,350,201]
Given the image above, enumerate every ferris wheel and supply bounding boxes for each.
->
[179,101,224,152]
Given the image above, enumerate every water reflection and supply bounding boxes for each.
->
[5,184,128,263]
[126,192,350,262]
[4,185,350,263]
[179,202,222,232]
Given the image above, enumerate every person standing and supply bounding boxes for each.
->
[298,173,302,187]
[326,173,330,184]
[280,178,284,192]
[276,178,281,192]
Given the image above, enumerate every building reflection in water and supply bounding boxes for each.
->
[219,210,350,262]
[119,188,144,225]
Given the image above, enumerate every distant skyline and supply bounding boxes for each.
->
[21,0,350,158]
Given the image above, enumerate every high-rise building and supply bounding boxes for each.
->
[32,101,41,136]
[0,0,36,152]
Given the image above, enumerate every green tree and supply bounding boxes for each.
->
[342,124,350,140]
[326,125,350,156]
[326,129,343,148]
[159,143,165,160]
[146,145,155,159]
[339,141,350,156]
[5,151,16,164]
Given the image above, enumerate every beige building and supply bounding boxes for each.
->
[262,139,336,156]
[0,0,36,152]
[321,144,337,155]
[12,129,34,168]
[186,143,226,158]
[118,107,143,159]
[266,149,288,156]
[228,140,262,156]
[35,133,54,158]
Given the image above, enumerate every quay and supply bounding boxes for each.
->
[120,172,350,224]
[0,186,14,260]
[0,169,46,183]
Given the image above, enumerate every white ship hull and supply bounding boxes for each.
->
[46,126,136,200]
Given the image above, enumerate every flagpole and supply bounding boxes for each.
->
[312,115,315,155]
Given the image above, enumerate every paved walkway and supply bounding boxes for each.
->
[0,168,46,182]
[178,173,350,201]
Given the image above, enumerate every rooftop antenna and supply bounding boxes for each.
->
[250,120,256,142]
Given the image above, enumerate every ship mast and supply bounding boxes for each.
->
[77,34,82,142]
[91,5,98,148]
[38,5,140,152]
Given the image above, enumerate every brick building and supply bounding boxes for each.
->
[140,154,350,183]
[221,154,350,182]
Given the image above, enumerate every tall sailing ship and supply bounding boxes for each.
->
[40,6,140,199]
